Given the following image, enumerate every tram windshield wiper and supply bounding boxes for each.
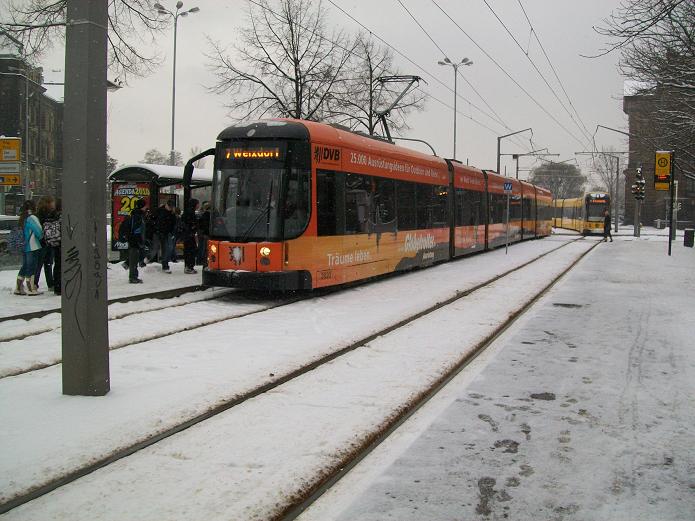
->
[239,178,275,243]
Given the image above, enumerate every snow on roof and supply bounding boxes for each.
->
[623,80,654,96]
[109,163,214,183]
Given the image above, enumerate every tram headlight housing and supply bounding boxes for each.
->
[260,246,271,257]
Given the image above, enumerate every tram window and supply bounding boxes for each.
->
[374,177,396,224]
[345,173,371,234]
[455,188,466,226]
[465,189,484,226]
[317,170,338,236]
[433,185,448,227]
[283,166,311,239]
[397,181,417,230]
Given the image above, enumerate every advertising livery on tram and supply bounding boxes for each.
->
[201,119,552,291]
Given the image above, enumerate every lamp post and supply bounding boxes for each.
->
[155,1,200,166]
[438,57,472,159]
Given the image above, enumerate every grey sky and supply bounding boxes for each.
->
[40,0,627,186]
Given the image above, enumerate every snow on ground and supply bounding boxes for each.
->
[299,237,695,521]
[0,260,204,319]
[0,292,269,377]
[1,239,596,520]
[0,286,234,344]
[0,236,579,508]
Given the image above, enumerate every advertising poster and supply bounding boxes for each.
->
[111,182,151,250]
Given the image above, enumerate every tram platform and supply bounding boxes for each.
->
[300,236,695,521]
[0,261,207,321]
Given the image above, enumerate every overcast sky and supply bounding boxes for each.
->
[40,0,628,186]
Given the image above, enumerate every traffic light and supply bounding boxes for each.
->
[632,167,646,200]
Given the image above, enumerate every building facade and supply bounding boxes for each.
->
[0,35,63,215]
[623,90,695,228]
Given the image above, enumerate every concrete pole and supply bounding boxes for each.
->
[452,64,457,160]
[61,0,110,396]
[170,13,178,166]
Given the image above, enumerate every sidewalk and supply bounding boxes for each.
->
[0,260,203,320]
[300,237,695,521]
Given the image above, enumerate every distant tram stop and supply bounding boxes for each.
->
[108,164,212,261]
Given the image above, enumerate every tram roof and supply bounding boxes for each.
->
[109,164,213,186]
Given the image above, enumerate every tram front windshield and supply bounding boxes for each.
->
[212,141,310,241]
[586,197,609,221]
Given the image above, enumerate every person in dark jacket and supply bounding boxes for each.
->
[196,201,211,266]
[42,199,62,295]
[149,200,176,273]
[35,196,56,290]
[183,198,199,274]
[128,198,147,283]
[603,210,613,242]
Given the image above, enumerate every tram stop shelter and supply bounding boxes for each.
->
[108,164,213,258]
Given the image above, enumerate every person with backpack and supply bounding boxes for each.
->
[35,196,56,290]
[14,200,43,296]
[43,199,62,295]
[170,206,183,263]
[127,198,147,283]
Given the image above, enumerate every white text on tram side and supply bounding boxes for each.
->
[327,250,371,267]
[404,233,436,253]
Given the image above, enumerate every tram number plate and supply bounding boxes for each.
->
[317,269,333,281]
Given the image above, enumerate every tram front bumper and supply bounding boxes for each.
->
[202,268,312,291]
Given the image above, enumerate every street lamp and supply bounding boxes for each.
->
[438,57,472,160]
[155,1,200,166]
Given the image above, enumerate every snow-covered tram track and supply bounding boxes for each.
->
[0,289,305,378]
[0,237,591,517]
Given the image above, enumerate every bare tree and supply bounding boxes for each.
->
[528,163,586,200]
[590,148,624,214]
[142,148,182,165]
[207,0,353,122]
[325,34,425,135]
[0,0,168,80]
[594,0,695,171]
[189,146,207,169]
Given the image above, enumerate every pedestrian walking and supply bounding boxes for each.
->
[196,201,210,267]
[183,198,199,274]
[170,206,183,263]
[149,200,176,273]
[35,196,56,290]
[603,210,613,242]
[42,199,62,295]
[127,198,147,283]
[14,200,43,296]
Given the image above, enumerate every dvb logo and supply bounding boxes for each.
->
[314,145,341,164]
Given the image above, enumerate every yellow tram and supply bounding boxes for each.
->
[553,193,610,235]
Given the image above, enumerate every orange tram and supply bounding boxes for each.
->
[200,119,553,290]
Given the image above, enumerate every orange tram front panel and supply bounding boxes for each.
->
[204,119,551,291]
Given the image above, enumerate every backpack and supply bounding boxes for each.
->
[44,218,61,247]
[118,216,132,242]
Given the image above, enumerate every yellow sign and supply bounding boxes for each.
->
[0,174,21,186]
[0,138,21,162]
[654,151,671,191]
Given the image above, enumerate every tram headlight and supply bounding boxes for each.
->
[260,246,271,257]
[210,244,217,254]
